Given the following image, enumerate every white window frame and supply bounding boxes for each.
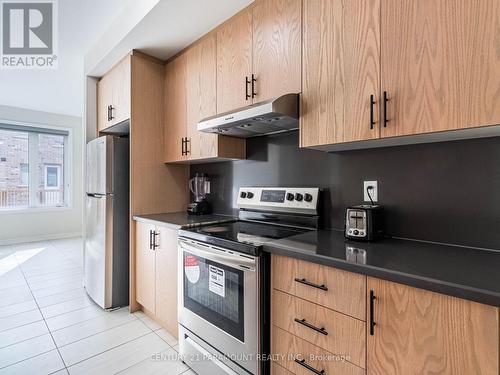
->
[0,120,72,212]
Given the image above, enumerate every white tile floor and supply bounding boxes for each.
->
[0,238,194,375]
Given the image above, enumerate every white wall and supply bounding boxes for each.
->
[0,105,83,244]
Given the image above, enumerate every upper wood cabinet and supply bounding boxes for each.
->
[367,277,499,375]
[97,55,131,132]
[164,53,188,163]
[216,8,253,114]
[301,0,500,149]
[252,0,302,103]
[164,36,246,164]
[301,0,381,147]
[381,0,500,138]
[217,0,302,114]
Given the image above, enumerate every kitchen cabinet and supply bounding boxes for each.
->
[367,277,499,375]
[164,53,188,163]
[97,55,131,132]
[301,0,500,150]
[216,0,302,114]
[134,220,179,338]
[252,0,302,103]
[301,0,381,147]
[135,221,156,313]
[164,36,246,164]
[216,8,253,114]
[381,0,500,137]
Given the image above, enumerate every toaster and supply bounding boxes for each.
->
[345,205,384,241]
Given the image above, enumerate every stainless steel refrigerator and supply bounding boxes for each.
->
[84,135,129,309]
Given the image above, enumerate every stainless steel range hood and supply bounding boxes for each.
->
[197,93,299,138]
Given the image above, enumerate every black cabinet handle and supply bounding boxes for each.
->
[370,290,377,335]
[294,318,328,336]
[149,230,153,250]
[251,74,257,98]
[245,76,251,100]
[370,94,376,129]
[181,137,185,156]
[294,278,328,291]
[383,91,389,127]
[185,138,190,155]
[294,359,325,375]
[107,105,114,121]
[153,231,159,249]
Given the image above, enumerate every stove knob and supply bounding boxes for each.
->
[295,193,303,202]
[247,192,254,199]
[304,193,313,202]
[240,192,247,199]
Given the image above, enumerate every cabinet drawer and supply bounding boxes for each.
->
[272,327,365,375]
[272,290,365,369]
[272,255,366,320]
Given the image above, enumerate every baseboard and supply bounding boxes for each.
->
[0,231,82,245]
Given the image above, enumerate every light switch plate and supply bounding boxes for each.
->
[364,181,378,202]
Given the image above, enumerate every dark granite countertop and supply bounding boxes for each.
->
[264,230,500,307]
[133,212,236,229]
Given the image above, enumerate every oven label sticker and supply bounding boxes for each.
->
[184,255,200,284]
[209,265,225,298]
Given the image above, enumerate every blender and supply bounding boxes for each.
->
[187,173,211,215]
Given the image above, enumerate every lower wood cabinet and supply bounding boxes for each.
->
[367,277,499,375]
[271,255,500,375]
[135,220,179,338]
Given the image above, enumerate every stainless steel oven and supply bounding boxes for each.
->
[178,238,262,375]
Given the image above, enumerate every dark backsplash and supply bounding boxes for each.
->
[191,131,500,250]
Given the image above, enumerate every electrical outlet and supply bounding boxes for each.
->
[364,181,378,203]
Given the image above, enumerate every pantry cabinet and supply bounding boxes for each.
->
[301,0,381,147]
[164,36,246,164]
[367,277,499,375]
[135,220,179,338]
[97,55,131,132]
[380,0,500,138]
[301,0,500,149]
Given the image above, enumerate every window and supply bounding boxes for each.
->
[0,123,70,210]
[19,163,29,186]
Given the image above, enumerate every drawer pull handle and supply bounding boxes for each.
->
[294,278,328,291]
[294,318,328,335]
[294,358,325,375]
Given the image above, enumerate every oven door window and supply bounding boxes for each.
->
[183,252,244,342]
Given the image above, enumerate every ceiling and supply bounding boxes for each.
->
[86,0,254,76]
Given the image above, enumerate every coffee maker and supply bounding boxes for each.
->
[187,173,211,215]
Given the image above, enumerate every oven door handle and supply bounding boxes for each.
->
[179,239,256,271]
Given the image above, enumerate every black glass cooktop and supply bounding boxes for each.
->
[179,220,307,255]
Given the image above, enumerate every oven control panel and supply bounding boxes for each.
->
[237,187,319,215]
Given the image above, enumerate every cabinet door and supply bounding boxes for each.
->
[155,226,179,338]
[164,54,187,163]
[135,222,156,313]
[97,74,113,132]
[217,8,253,113]
[110,55,131,126]
[301,0,380,147]
[381,0,500,137]
[367,277,499,375]
[252,0,302,102]
[186,35,218,160]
